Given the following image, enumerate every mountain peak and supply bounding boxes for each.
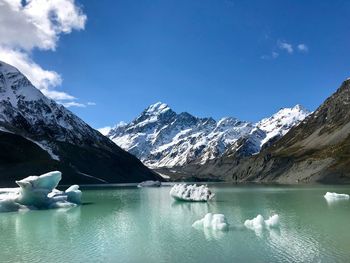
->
[0,61,19,74]
[292,104,309,113]
[145,102,170,115]
[217,117,239,126]
[0,60,46,106]
[270,104,310,122]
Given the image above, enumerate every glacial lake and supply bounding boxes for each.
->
[1,184,350,263]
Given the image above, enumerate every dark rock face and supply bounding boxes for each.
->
[0,61,160,186]
[185,80,350,184]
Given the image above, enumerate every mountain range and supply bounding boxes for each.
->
[0,61,160,186]
[104,102,310,173]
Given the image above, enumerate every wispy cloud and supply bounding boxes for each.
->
[61,101,96,108]
[61,101,86,108]
[278,41,294,54]
[261,40,309,60]
[297,43,309,53]
[0,0,87,106]
[261,51,279,60]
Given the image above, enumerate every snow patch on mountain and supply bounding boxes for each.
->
[257,104,310,146]
[28,139,60,161]
[98,126,112,136]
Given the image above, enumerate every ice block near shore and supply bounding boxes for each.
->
[0,171,82,212]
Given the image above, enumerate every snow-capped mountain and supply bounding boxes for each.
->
[0,61,104,155]
[0,61,159,185]
[106,102,254,168]
[227,105,311,158]
[105,102,310,168]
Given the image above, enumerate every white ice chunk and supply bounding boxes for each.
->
[324,192,350,202]
[137,180,161,188]
[192,213,229,231]
[0,192,25,212]
[0,171,82,212]
[265,214,280,228]
[16,171,61,192]
[170,184,215,202]
[65,185,82,204]
[244,214,280,232]
[244,214,265,231]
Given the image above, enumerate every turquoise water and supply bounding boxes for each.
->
[1,185,350,263]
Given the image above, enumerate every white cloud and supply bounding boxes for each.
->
[278,41,293,54]
[297,44,309,52]
[261,51,279,60]
[60,100,97,108]
[271,51,279,59]
[61,101,86,108]
[0,0,86,51]
[0,0,87,106]
[262,40,308,60]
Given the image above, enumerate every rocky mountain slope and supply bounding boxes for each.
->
[226,105,310,158]
[0,61,160,186]
[106,102,309,169]
[185,79,350,183]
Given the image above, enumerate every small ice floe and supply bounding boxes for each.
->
[244,214,280,233]
[0,171,82,212]
[137,180,161,188]
[324,192,349,202]
[192,213,229,231]
[170,184,215,202]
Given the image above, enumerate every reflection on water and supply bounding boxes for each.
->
[0,185,350,262]
[171,200,211,215]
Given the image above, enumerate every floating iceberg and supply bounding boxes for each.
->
[137,180,161,188]
[170,184,215,202]
[264,214,280,228]
[192,213,229,231]
[0,171,82,212]
[244,214,279,232]
[324,192,349,202]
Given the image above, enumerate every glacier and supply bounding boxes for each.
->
[192,213,229,231]
[0,171,81,212]
[170,184,215,202]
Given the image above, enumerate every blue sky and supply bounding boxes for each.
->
[17,1,350,127]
